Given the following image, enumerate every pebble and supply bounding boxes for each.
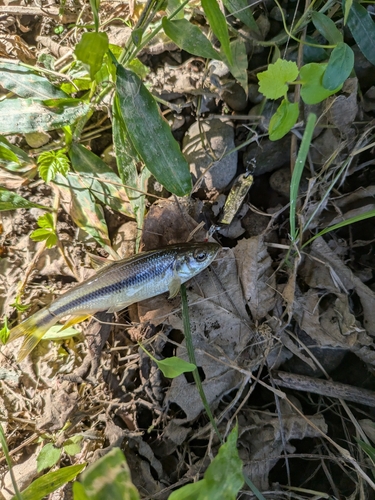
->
[183,119,238,198]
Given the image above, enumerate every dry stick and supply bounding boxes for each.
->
[273,371,375,409]
[0,6,79,23]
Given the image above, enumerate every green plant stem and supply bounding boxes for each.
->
[289,113,316,244]
[180,284,222,443]
[0,423,23,500]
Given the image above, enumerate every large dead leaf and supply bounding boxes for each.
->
[233,236,277,320]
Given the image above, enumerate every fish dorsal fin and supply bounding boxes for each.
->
[88,253,116,271]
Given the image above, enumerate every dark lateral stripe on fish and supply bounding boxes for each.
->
[51,258,173,316]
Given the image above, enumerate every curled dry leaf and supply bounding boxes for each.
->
[240,399,328,490]
[233,236,277,321]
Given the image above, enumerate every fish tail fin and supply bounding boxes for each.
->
[8,308,57,361]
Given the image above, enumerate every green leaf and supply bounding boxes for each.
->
[156,357,196,378]
[0,187,49,211]
[0,317,10,344]
[357,440,375,464]
[64,435,83,456]
[75,32,109,80]
[37,443,62,472]
[69,143,133,218]
[311,11,343,44]
[269,99,299,141]
[226,38,248,93]
[37,150,70,183]
[300,63,342,104]
[169,426,244,500]
[202,0,233,65]
[347,1,375,66]
[258,58,299,99]
[162,18,220,59]
[53,173,116,258]
[343,0,353,25]
[12,464,86,500]
[37,212,54,229]
[73,448,140,500]
[30,213,58,248]
[112,95,148,250]
[0,62,67,99]
[41,324,80,340]
[0,135,33,171]
[116,66,192,196]
[222,0,259,33]
[0,99,90,134]
[323,42,354,90]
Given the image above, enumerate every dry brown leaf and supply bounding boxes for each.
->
[233,236,277,320]
[309,238,375,335]
[296,290,361,348]
[240,399,328,490]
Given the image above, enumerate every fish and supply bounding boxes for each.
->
[8,242,220,361]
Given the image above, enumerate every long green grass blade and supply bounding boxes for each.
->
[290,113,316,243]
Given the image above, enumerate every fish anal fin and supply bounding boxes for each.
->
[60,314,91,330]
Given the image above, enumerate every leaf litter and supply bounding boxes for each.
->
[1,1,375,499]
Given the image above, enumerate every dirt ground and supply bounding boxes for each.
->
[1,1,375,499]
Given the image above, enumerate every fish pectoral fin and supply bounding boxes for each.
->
[168,275,181,299]
[60,314,91,330]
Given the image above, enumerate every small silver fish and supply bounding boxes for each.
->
[8,242,220,361]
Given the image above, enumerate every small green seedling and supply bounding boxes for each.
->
[30,213,58,248]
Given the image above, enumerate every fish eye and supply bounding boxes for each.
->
[194,250,207,262]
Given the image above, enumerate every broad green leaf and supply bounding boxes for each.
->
[116,66,192,196]
[311,11,343,44]
[0,99,90,134]
[69,143,133,217]
[169,426,244,500]
[156,357,196,378]
[222,0,259,33]
[300,63,342,104]
[73,448,140,500]
[53,173,117,258]
[0,135,32,171]
[42,324,80,340]
[202,0,233,65]
[166,0,186,19]
[323,42,354,90]
[162,18,220,59]
[64,435,83,456]
[37,443,62,472]
[12,464,86,500]
[227,38,248,93]
[343,0,353,25]
[36,212,54,229]
[74,32,109,80]
[258,58,299,99]
[113,95,148,251]
[347,1,375,65]
[269,99,299,141]
[0,187,49,211]
[0,62,67,99]
[38,150,70,183]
